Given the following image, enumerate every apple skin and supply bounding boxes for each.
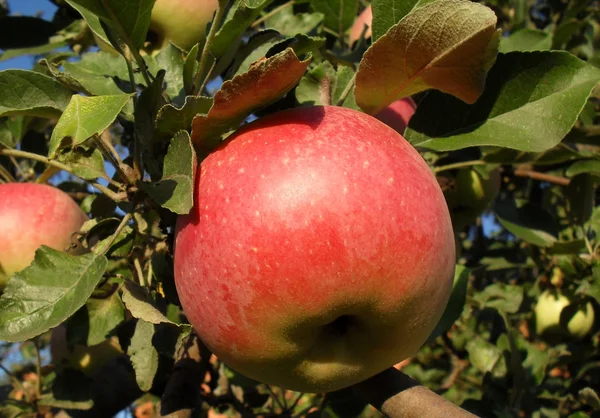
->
[50,326,123,376]
[374,98,417,134]
[150,0,218,51]
[174,106,455,393]
[535,290,595,340]
[349,5,372,45]
[0,183,88,292]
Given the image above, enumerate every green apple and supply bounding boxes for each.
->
[443,167,501,230]
[150,0,219,51]
[535,290,595,340]
[0,183,88,292]
[174,106,455,392]
[50,325,123,376]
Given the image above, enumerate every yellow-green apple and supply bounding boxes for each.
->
[443,167,501,230]
[374,98,417,134]
[535,290,595,340]
[50,325,123,376]
[0,183,88,291]
[349,5,372,45]
[150,0,219,51]
[174,106,455,392]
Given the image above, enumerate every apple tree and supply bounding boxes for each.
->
[0,0,599,417]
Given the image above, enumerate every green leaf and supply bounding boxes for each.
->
[128,319,159,392]
[134,70,168,155]
[406,52,600,152]
[0,248,108,342]
[499,29,552,53]
[0,70,72,118]
[566,174,595,225]
[62,51,138,97]
[154,96,213,142]
[494,200,558,247]
[371,0,420,41]
[309,0,357,34]
[264,7,323,37]
[566,159,600,177]
[56,148,108,180]
[473,283,523,314]
[65,0,155,49]
[428,265,470,342]
[142,130,197,215]
[49,94,132,157]
[152,44,185,102]
[579,387,600,410]
[466,337,508,378]
[229,30,283,78]
[212,0,275,58]
[121,280,175,325]
[191,48,311,151]
[355,0,499,114]
[67,292,125,346]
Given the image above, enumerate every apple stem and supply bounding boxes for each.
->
[352,367,479,417]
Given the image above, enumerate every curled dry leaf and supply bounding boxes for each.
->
[355,0,499,115]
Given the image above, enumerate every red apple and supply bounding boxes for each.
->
[349,5,373,45]
[150,0,219,51]
[174,106,455,392]
[0,183,88,291]
[374,98,417,134]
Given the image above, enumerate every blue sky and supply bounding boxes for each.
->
[0,0,58,70]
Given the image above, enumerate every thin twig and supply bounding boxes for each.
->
[433,160,486,173]
[96,213,133,255]
[33,338,42,399]
[134,258,145,287]
[335,72,356,107]
[250,0,294,29]
[192,3,227,96]
[93,134,132,184]
[0,148,127,201]
[0,164,15,183]
[9,156,27,180]
[513,168,570,186]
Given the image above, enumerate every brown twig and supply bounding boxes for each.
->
[513,167,570,186]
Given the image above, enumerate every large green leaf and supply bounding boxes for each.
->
[427,265,470,342]
[128,319,159,392]
[0,70,72,118]
[49,94,132,156]
[407,52,600,152]
[65,0,155,49]
[0,248,107,342]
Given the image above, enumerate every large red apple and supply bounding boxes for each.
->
[150,0,219,51]
[174,106,455,393]
[0,183,88,291]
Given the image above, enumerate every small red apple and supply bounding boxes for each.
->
[374,98,417,134]
[174,106,455,392]
[0,183,88,291]
[349,5,373,45]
